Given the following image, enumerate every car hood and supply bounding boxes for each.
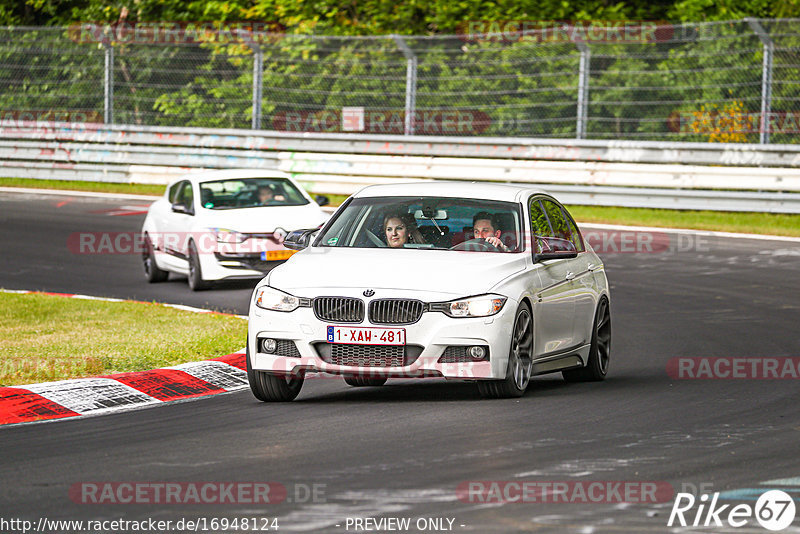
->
[268,247,528,298]
[199,204,328,233]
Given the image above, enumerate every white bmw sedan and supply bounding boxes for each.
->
[247,182,611,400]
[141,169,330,290]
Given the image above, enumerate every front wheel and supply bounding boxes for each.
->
[478,303,533,399]
[187,240,209,291]
[246,345,304,402]
[563,297,611,382]
[142,234,168,283]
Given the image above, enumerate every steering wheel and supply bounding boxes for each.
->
[450,238,501,252]
[365,230,387,248]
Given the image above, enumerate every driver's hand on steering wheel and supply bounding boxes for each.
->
[484,236,510,252]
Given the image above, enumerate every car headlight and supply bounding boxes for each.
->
[254,286,302,312]
[431,294,507,318]
[213,228,247,244]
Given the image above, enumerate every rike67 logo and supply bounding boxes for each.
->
[668,491,796,531]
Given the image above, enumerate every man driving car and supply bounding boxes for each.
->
[473,212,510,252]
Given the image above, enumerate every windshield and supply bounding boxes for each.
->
[316,196,523,252]
[198,178,310,209]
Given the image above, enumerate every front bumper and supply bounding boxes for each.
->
[248,296,518,380]
[199,241,295,280]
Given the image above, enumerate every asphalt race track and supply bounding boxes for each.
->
[1,190,800,533]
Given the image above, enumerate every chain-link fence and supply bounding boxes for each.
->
[0,19,798,143]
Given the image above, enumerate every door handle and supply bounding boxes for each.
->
[587,263,597,271]
[565,271,575,280]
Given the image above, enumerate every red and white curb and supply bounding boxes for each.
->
[1,289,249,426]
[0,352,248,426]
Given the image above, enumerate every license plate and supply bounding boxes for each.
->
[327,326,406,346]
[261,250,295,261]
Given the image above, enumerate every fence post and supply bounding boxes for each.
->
[252,44,263,130]
[393,35,417,135]
[103,42,114,125]
[574,35,590,140]
[238,30,263,130]
[747,18,774,145]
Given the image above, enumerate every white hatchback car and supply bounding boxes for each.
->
[247,181,611,400]
[141,169,330,290]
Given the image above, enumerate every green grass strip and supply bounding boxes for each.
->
[0,177,164,196]
[0,291,246,386]
[567,205,800,237]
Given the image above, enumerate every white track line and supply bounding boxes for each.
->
[579,222,800,243]
[0,186,159,201]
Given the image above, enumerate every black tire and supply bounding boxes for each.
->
[246,344,267,402]
[563,297,611,382]
[478,303,533,399]
[246,344,304,402]
[142,234,168,283]
[344,376,388,387]
[187,240,209,291]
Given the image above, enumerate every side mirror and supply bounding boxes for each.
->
[171,203,193,215]
[284,228,318,250]
[315,195,330,207]
[534,237,578,262]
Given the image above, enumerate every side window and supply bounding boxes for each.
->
[168,182,182,203]
[529,198,554,254]
[529,199,551,236]
[531,197,583,255]
[562,208,585,252]
[541,199,571,240]
[178,181,194,211]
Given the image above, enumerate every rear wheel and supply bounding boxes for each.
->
[344,376,387,387]
[187,240,209,291]
[142,234,168,283]
[478,304,533,399]
[563,297,611,382]
[246,345,304,402]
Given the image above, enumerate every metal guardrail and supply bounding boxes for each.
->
[3,123,800,166]
[2,123,800,213]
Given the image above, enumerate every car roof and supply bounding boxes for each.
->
[183,169,292,184]
[353,181,549,203]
